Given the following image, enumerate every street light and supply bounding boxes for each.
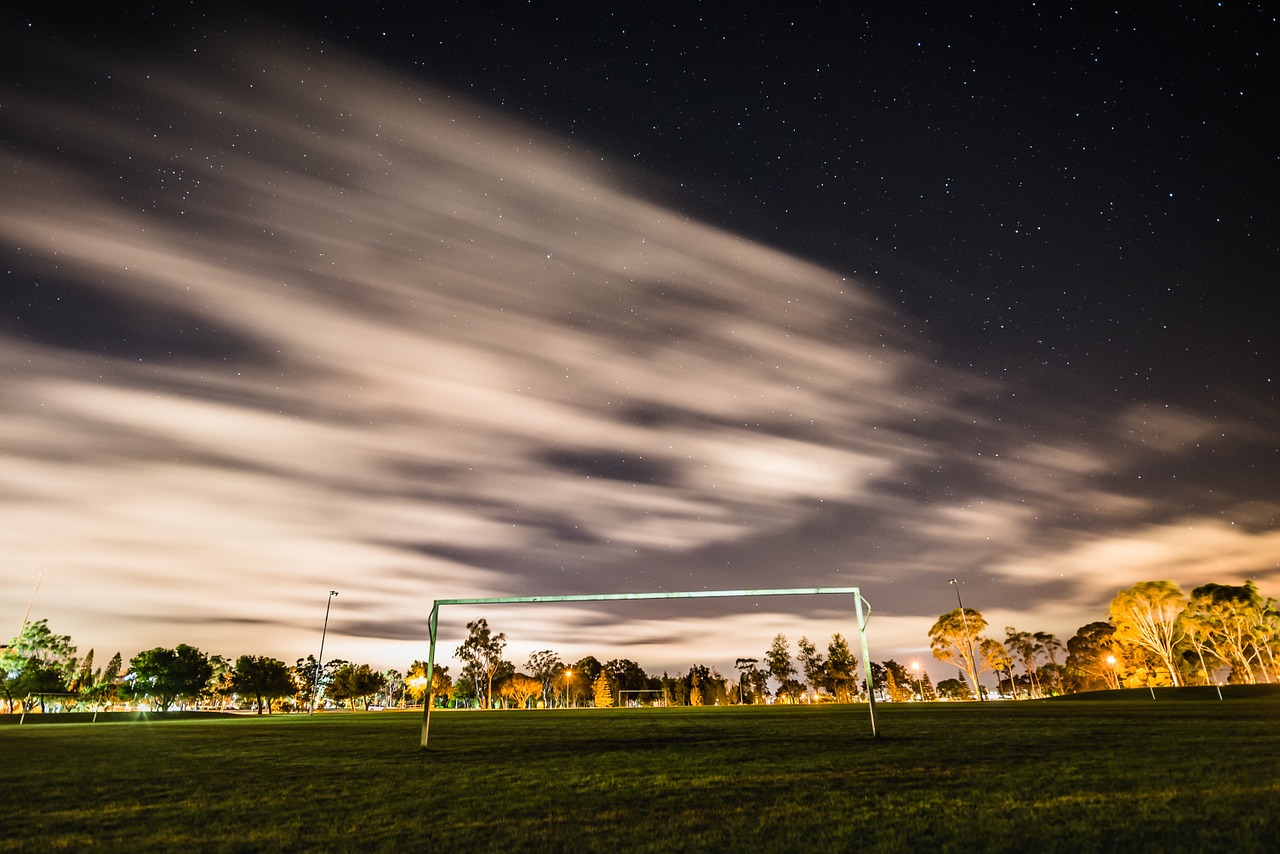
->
[911,662,924,702]
[309,590,338,715]
[562,669,574,709]
[948,578,982,701]
[1106,655,1118,690]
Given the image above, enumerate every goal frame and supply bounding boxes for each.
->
[419,586,878,748]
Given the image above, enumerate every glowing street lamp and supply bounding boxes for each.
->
[309,590,338,715]
[562,669,574,709]
[911,662,924,701]
[1106,655,1119,690]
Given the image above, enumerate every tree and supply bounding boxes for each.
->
[797,636,825,699]
[603,659,650,706]
[381,669,405,708]
[929,608,987,700]
[936,677,974,701]
[1065,622,1117,692]
[128,645,214,711]
[406,660,451,706]
[1,619,78,713]
[292,656,319,708]
[981,637,1015,698]
[881,660,914,703]
[918,669,938,702]
[1034,632,1064,694]
[823,634,859,702]
[1109,581,1187,687]
[592,672,614,708]
[526,650,563,708]
[765,634,796,693]
[230,656,296,714]
[501,673,542,709]
[327,663,387,709]
[1004,628,1041,698]
[80,652,123,711]
[207,655,234,709]
[734,657,759,704]
[1185,582,1265,683]
[775,677,807,704]
[455,618,507,709]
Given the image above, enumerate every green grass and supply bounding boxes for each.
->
[4,691,1279,852]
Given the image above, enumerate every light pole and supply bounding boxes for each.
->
[1106,655,1119,690]
[309,590,338,715]
[948,578,983,701]
[563,669,573,708]
[911,661,924,701]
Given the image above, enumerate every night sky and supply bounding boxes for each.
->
[2,4,1276,677]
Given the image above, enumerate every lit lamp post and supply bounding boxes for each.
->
[309,590,338,715]
[562,669,573,709]
[1106,655,1119,690]
[911,662,924,702]
[948,578,982,701]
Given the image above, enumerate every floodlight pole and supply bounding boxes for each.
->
[309,590,338,715]
[418,586,878,749]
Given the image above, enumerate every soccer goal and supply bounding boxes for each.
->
[418,586,878,748]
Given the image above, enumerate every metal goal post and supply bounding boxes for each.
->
[419,586,878,748]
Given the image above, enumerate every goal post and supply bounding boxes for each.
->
[419,586,878,749]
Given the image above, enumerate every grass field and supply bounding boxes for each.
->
[4,689,1278,852]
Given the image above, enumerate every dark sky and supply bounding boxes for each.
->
[2,3,1276,677]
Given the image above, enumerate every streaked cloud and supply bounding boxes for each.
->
[1,38,1275,674]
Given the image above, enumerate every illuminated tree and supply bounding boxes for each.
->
[406,660,451,706]
[929,608,987,699]
[1185,582,1265,683]
[501,673,542,709]
[230,655,296,714]
[592,672,614,708]
[981,637,1014,698]
[455,618,507,709]
[291,656,318,708]
[1109,581,1187,686]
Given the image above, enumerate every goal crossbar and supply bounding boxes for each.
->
[419,586,878,748]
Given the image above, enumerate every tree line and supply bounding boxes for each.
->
[0,625,410,715]
[5,577,1272,714]
[930,579,1279,698]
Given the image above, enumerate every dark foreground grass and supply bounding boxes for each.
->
[3,690,1278,852]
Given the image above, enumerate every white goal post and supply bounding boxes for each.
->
[419,586,878,748]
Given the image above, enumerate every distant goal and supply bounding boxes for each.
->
[418,586,879,749]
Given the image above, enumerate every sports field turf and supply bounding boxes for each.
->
[3,689,1278,851]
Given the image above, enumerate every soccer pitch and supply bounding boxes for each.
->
[3,692,1278,851]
